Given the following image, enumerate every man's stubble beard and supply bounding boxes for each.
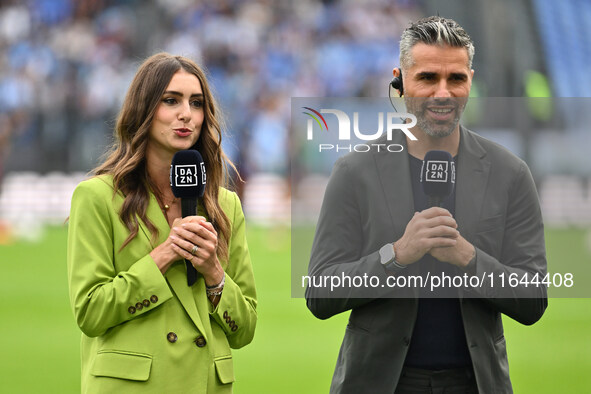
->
[404,98,467,138]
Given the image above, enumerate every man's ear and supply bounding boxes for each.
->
[391,67,403,96]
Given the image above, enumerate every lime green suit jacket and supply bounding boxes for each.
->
[67,175,257,393]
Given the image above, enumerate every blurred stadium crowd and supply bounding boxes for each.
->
[0,0,590,236]
[0,0,418,177]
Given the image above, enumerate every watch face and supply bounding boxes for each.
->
[380,244,395,265]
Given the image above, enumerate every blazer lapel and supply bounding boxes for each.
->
[455,127,491,245]
[374,133,415,240]
[138,193,209,340]
[164,262,209,340]
[374,134,420,297]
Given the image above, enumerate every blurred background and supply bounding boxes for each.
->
[0,0,590,393]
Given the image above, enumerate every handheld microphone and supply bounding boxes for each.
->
[170,149,207,286]
[420,150,455,207]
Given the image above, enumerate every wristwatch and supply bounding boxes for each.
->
[379,243,406,270]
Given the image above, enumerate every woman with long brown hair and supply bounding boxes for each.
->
[67,53,257,393]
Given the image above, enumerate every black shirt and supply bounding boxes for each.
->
[403,154,472,369]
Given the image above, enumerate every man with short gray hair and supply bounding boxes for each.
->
[399,16,475,71]
[307,16,547,394]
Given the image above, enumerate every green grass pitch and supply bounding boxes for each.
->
[0,226,589,393]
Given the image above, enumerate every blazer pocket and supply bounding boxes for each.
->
[214,355,235,384]
[91,350,152,381]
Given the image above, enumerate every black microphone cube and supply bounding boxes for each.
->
[421,150,455,201]
[170,150,206,199]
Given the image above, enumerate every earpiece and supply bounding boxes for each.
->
[390,70,404,96]
[388,69,404,118]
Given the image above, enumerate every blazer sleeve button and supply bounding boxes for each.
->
[167,332,178,343]
[142,299,150,307]
[231,325,238,332]
[135,302,143,311]
[128,306,136,314]
[150,295,158,303]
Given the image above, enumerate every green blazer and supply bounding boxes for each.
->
[67,175,257,393]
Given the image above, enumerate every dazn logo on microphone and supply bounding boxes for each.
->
[425,160,455,183]
[174,165,198,187]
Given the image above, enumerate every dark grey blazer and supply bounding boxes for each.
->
[306,127,548,394]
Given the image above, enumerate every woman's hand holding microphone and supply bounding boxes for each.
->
[150,216,225,304]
